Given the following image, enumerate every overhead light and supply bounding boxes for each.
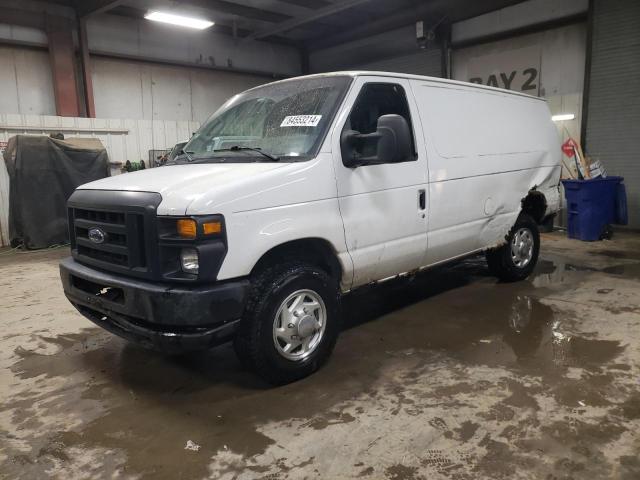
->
[552,113,575,122]
[144,11,214,30]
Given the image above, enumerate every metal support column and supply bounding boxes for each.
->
[46,15,80,117]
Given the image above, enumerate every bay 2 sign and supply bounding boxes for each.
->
[465,45,541,96]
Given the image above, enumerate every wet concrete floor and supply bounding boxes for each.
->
[1,231,640,479]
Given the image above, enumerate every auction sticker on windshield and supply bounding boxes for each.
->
[280,115,322,127]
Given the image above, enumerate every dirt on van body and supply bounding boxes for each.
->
[1,231,640,479]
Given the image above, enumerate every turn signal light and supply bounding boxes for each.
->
[203,221,222,235]
[177,219,197,238]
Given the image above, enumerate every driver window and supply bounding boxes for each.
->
[343,82,416,162]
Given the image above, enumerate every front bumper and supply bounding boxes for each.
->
[60,257,249,353]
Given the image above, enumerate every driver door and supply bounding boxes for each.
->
[331,77,428,288]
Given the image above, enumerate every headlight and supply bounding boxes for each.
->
[177,219,197,238]
[180,248,199,274]
[176,218,222,238]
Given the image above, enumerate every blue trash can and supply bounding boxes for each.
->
[562,176,627,241]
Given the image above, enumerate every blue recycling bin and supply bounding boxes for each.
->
[562,176,627,241]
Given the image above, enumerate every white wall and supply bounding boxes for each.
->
[91,57,268,122]
[0,46,56,116]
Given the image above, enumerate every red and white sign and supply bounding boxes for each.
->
[561,138,578,157]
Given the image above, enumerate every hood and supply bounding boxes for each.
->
[79,162,289,215]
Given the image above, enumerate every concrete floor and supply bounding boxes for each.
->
[1,231,640,479]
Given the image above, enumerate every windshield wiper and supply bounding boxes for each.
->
[215,146,280,162]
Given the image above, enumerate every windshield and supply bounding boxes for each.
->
[183,75,352,162]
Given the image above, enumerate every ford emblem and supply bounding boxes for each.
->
[88,227,107,244]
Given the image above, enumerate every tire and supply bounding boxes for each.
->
[233,261,341,385]
[486,214,540,282]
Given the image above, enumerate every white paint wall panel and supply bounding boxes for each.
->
[353,50,442,77]
[190,69,264,121]
[310,25,423,73]
[0,23,48,46]
[149,66,193,121]
[91,59,147,119]
[452,0,588,44]
[91,57,267,123]
[0,46,55,116]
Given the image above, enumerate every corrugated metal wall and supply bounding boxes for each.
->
[585,0,640,227]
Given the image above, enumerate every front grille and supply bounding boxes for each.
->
[71,207,146,269]
[67,190,162,280]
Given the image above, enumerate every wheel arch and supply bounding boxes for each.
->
[521,189,548,224]
[250,237,344,283]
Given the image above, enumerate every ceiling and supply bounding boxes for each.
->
[49,0,527,49]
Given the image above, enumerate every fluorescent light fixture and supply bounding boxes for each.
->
[144,11,214,30]
[552,113,575,122]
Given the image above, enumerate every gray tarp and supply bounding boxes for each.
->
[4,135,109,249]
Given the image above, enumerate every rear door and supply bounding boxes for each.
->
[331,76,428,288]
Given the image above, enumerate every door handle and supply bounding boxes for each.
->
[418,189,426,210]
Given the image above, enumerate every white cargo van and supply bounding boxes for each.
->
[60,72,561,383]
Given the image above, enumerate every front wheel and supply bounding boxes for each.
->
[233,261,340,385]
[486,214,540,282]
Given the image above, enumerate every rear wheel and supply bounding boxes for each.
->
[233,261,340,384]
[486,214,540,282]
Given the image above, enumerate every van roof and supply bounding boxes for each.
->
[261,70,545,102]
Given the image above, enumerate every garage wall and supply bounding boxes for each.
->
[0,7,300,120]
[353,50,442,77]
[87,13,301,78]
[0,45,56,116]
[91,57,267,123]
[310,25,442,76]
[452,0,588,44]
[584,0,640,228]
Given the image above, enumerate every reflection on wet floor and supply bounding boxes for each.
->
[340,254,629,376]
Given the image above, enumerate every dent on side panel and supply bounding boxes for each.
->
[427,166,559,265]
[479,165,562,249]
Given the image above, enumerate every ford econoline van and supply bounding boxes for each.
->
[60,72,561,384]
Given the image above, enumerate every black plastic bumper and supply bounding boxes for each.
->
[60,257,249,353]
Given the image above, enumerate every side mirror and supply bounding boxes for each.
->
[341,114,413,168]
